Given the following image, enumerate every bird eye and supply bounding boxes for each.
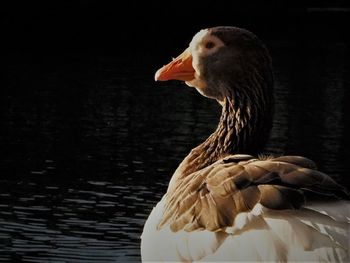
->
[205,41,215,49]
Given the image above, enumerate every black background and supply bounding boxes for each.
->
[2,2,350,179]
[1,1,350,262]
[2,1,350,52]
[2,1,350,180]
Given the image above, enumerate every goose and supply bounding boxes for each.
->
[141,26,350,262]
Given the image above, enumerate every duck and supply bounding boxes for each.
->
[141,26,350,262]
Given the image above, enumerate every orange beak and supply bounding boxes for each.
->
[154,48,195,82]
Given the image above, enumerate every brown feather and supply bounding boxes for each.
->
[158,155,345,232]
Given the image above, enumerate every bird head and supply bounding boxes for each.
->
[155,26,273,104]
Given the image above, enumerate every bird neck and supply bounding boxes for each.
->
[167,87,273,193]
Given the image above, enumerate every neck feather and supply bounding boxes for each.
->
[167,82,273,192]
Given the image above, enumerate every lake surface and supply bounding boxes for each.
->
[1,40,349,262]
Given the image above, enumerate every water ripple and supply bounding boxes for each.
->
[1,44,350,261]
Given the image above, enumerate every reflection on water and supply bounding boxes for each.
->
[1,41,349,262]
[0,179,161,262]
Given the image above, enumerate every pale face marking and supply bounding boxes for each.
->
[185,29,225,91]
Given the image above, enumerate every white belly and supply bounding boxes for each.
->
[141,198,350,262]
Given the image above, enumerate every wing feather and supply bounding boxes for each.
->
[158,155,348,232]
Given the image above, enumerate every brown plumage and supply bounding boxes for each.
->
[159,155,346,232]
[141,26,349,262]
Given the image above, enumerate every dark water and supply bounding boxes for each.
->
[1,40,349,262]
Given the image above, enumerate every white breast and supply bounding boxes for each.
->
[141,198,350,262]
